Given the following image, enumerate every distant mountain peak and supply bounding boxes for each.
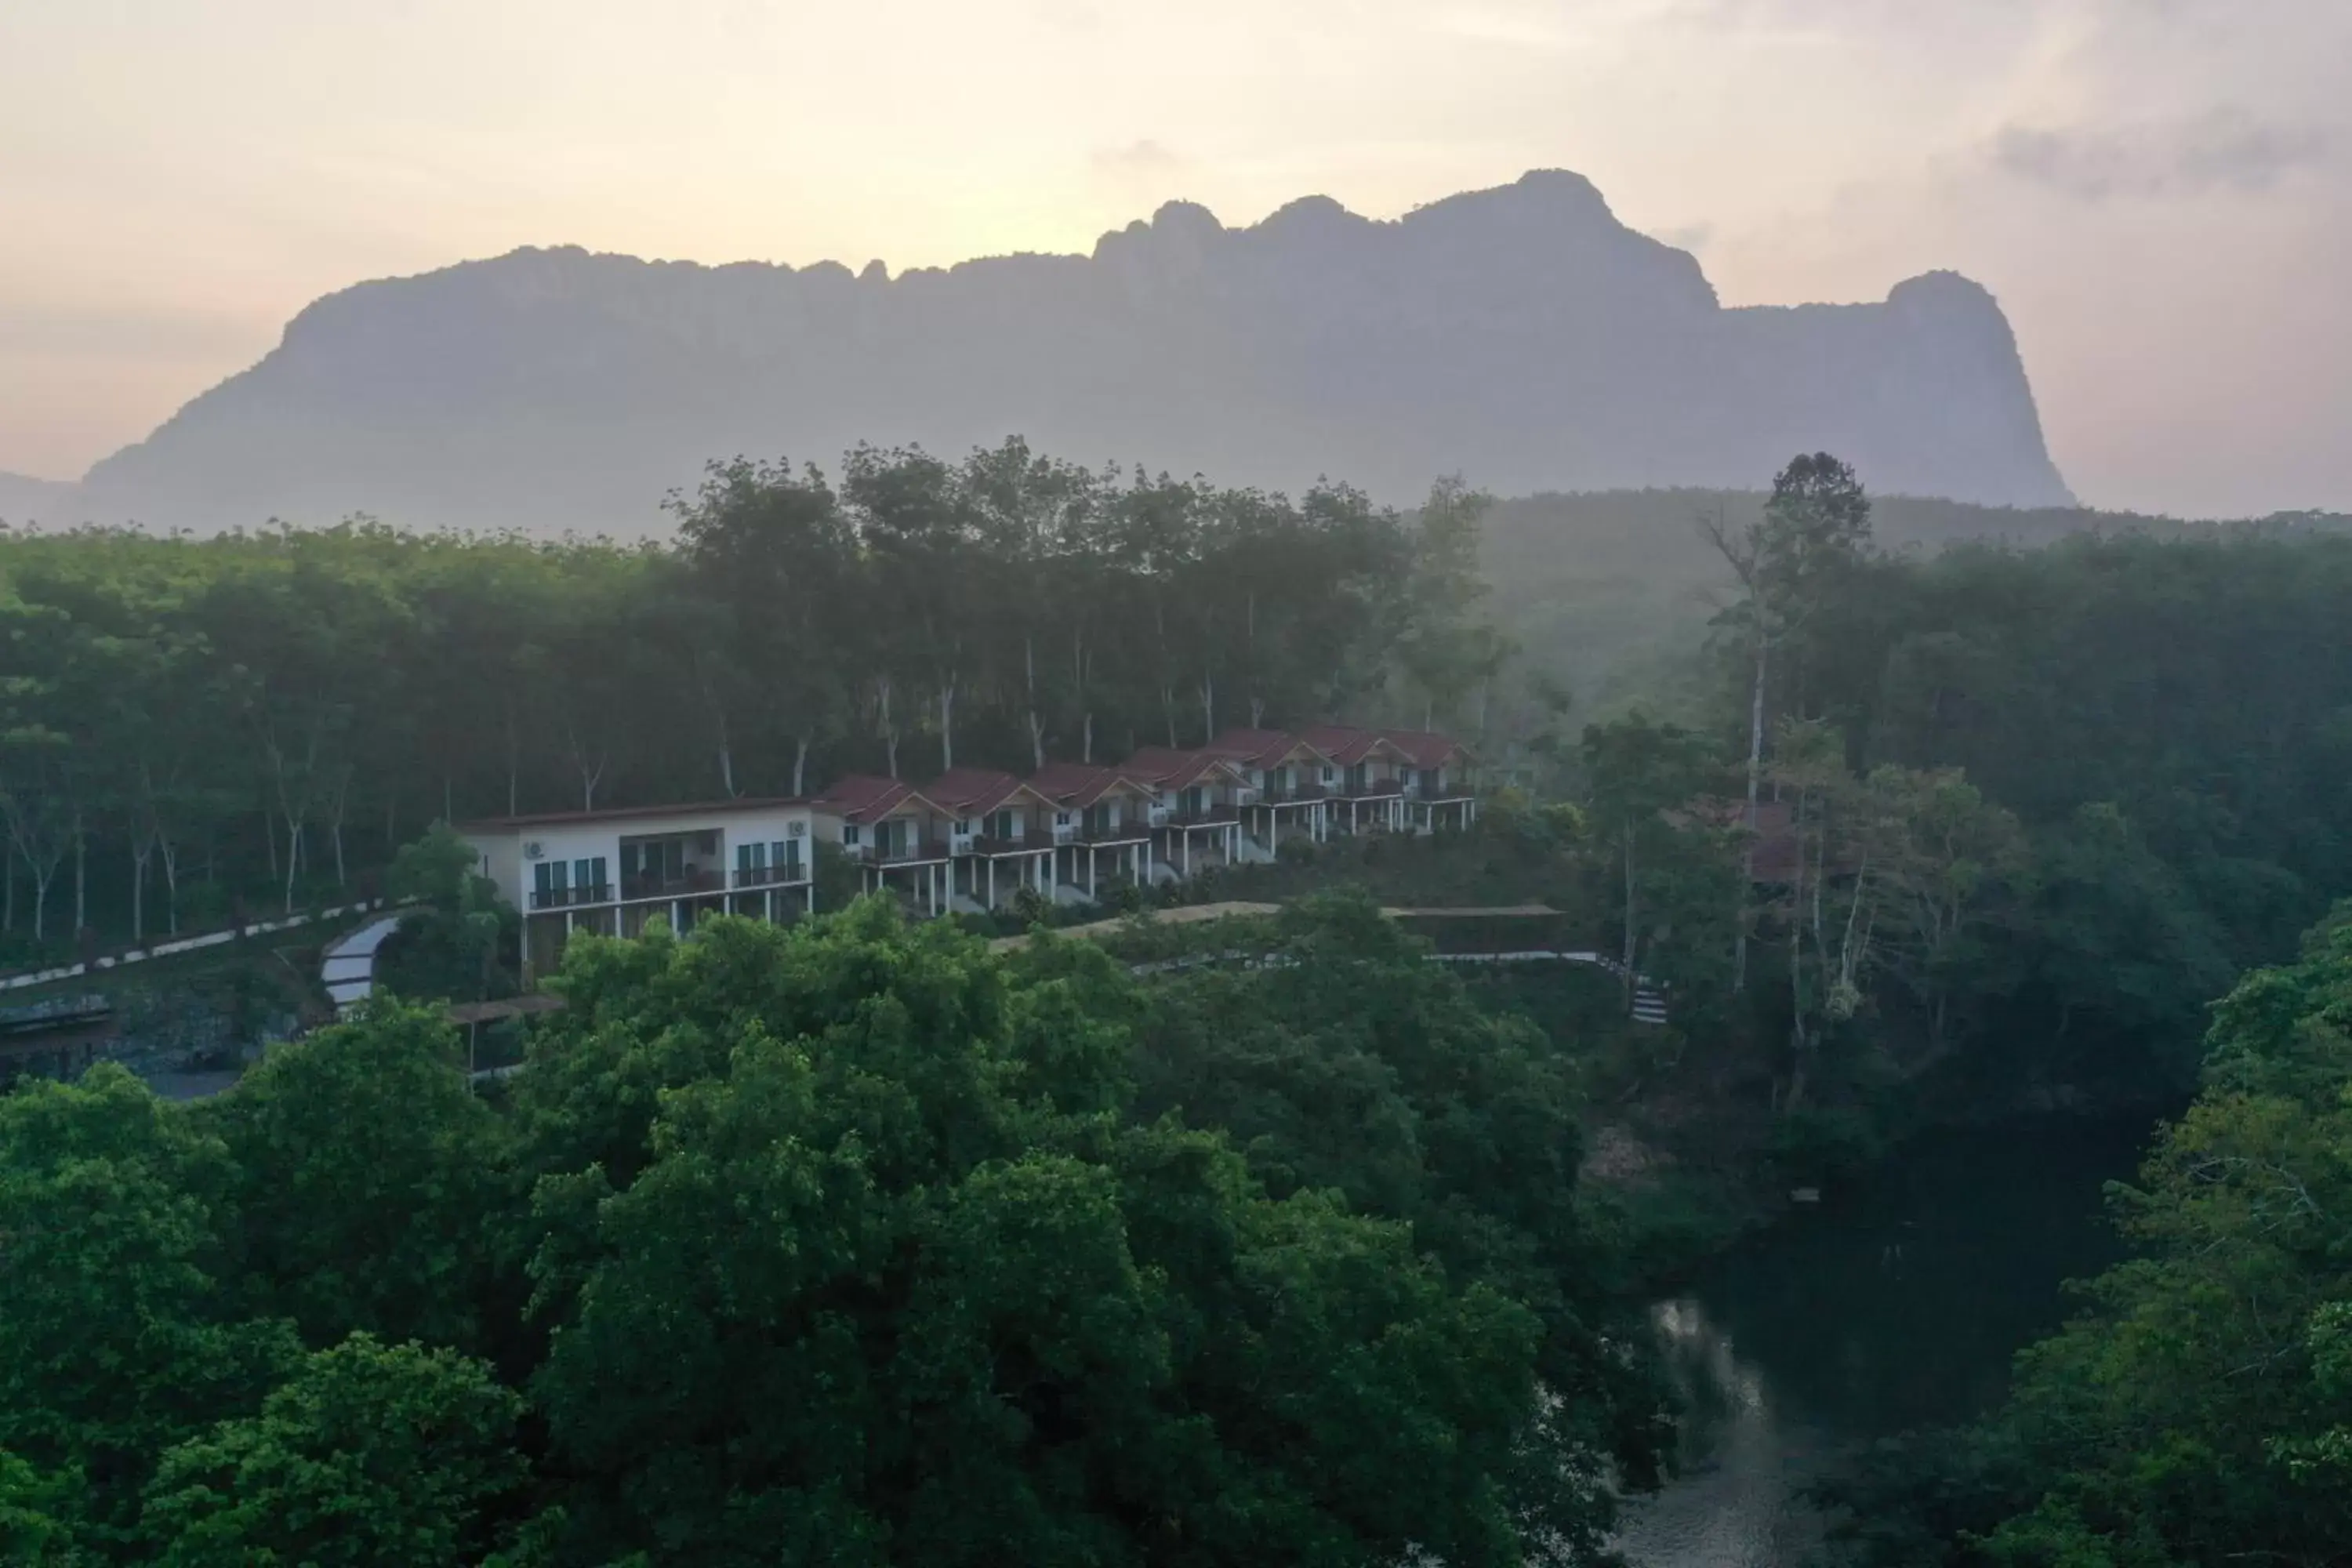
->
[78,169,2071,532]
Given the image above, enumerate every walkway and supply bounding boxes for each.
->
[320,915,405,1013]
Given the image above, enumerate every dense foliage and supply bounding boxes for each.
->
[0,442,1497,960]
[0,895,1662,1566]
[1818,903,2352,1565]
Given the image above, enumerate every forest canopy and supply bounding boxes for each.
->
[0,895,1666,1567]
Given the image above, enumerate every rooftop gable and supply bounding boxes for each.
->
[1120,746,1247,790]
[923,768,1053,820]
[1026,760,1149,809]
[1201,728,1334,769]
[1379,728,1473,769]
[811,774,945,822]
[1300,724,1411,767]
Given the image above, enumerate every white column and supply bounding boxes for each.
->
[986,859,995,909]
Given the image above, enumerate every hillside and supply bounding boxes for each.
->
[0,470,78,527]
[74,170,2070,535]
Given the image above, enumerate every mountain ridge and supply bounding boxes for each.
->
[74,169,2073,533]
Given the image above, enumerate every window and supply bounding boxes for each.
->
[777,839,800,874]
[1055,811,1072,827]
[988,809,1014,840]
[955,818,973,836]
[736,841,767,872]
[843,822,862,847]
[533,862,555,901]
[575,856,604,895]
[1320,765,1335,786]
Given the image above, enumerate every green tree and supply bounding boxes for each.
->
[202,1000,510,1352]
[1581,710,1722,1016]
[142,1334,525,1568]
[520,902,1621,1566]
[0,1068,296,1544]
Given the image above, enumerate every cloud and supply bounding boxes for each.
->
[1091,139,1185,179]
[1990,110,2332,201]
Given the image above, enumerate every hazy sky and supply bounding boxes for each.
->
[4,0,2347,517]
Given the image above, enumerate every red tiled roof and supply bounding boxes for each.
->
[811,774,941,822]
[1120,747,1245,790]
[1026,761,1147,809]
[1379,728,1472,769]
[1202,728,1334,769]
[923,768,1051,819]
[1300,724,1410,767]
[460,797,811,831]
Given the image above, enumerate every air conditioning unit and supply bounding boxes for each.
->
[524,841,545,860]
[787,821,806,837]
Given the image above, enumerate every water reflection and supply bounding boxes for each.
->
[1612,1298,1830,1567]
[1609,1117,2157,1567]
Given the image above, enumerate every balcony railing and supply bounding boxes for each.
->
[1146,802,1240,828]
[731,862,810,889]
[869,837,951,865]
[971,830,1054,856]
[619,867,726,902]
[1336,779,1407,800]
[529,883,613,911]
[1258,783,1329,805]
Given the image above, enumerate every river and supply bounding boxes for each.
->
[1611,1116,2160,1566]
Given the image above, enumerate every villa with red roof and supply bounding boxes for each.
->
[921,768,1062,912]
[1199,728,1339,850]
[466,721,1479,941]
[1025,761,1157,898]
[1117,746,1250,877]
[810,774,955,915]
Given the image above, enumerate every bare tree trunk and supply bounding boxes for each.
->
[1081,711,1094,765]
[1735,636,1767,993]
[160,837,181,935]
[72,812,85,937]
[505,701,521,816]
[1024,637,1046,770]
[131,834,150,943]
[1785,787,1810,1108]
[938,679,956,773]
[1199,671,1215,742]
[1249,696,1265,728]
[284,817,302,915]
[877,677,899,779]
[792,735,810,797]
[263,797,279,880]
[1621,824,1638,1014]
[4,843,13,932]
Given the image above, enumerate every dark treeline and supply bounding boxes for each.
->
[1816,903,2352,1564]
[1564,459,2352,1127]
[0,440,1503,958]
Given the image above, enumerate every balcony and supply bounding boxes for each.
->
[1258,783,1329,805]
[619,866,726,902]
[870,836,951,866]
[1335,779,1407,800]
[971,830,1056,856]
[731,862,811,889]
[529,883,614,911]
